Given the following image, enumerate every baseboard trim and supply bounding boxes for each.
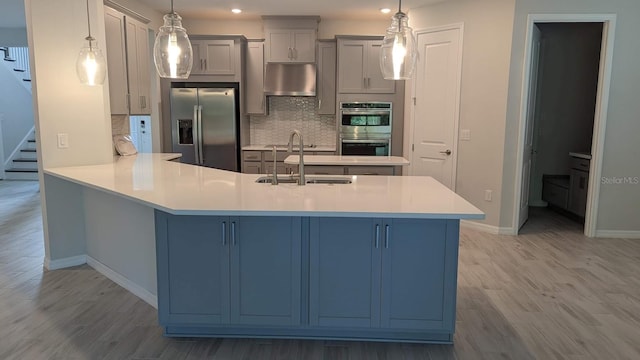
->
[461,220,516,235]
[45,255,87,270]
[594,230,640,239]
[86,256,158,309]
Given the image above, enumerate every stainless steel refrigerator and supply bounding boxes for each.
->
[170,83,240,172]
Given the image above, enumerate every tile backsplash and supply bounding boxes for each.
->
[249,97,336,146]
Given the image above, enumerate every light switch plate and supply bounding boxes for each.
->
[460,129,471,141]
[57,133,69,149]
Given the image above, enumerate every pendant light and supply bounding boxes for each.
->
[76,0,106,86]
[153,0,193,79]
[379,0,418,80]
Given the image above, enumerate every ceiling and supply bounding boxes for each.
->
[0,0,445,29]
[136,0,444,21]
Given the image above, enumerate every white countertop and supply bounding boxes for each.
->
[242,145,336,152]
[284,155,409,166]
[43,153,483,219]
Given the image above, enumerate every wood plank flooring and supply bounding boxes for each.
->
[1,180,639,359]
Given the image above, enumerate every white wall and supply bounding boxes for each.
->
[407,0,516,227]
[502,0,640,232]
[182,18,388,39]
[26,0,113,264]
[0,61,34,167]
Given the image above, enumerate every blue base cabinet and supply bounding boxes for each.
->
[155,211,460,343]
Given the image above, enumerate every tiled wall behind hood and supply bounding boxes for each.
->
[249,97,336,146]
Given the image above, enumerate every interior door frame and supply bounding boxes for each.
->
[405,23,464,192]
[513,14,617,237]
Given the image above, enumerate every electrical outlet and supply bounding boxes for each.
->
[484,190,492,202]
[460,129,471,141]
[57,133,69,149]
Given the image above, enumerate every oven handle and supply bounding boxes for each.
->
[341,110,391,116]
[340,139,390,144]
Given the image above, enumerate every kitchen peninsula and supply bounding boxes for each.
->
[44,154,483,344]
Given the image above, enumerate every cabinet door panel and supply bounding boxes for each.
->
[125,16,151,115]
[366,41,396,94]
[204,40,235,75]
[266,31,293,62]
[246,42,266,114]
[337,41,367,93]
[158,214,230,325]
[104,7,128,114]
[317,42,336,114]
[292,30,315,62]
[190,41,204,74]
[309,217,381,328]
[230,217,302,326]
[381,219,448,330]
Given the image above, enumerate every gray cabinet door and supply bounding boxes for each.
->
[309,217,382,328]
[156,213,230,325]
[230,217,302,326]
[381,219,456,331]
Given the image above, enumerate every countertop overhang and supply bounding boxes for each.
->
[43,153,484,219]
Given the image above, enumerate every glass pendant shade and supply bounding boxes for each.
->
[76,38,106,86]
[153,12,193,79]
[380,12,418,80]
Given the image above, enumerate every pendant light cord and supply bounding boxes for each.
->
[85,0,94,49]
[398,0,402,13]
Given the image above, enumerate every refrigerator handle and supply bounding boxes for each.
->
[197,105,204,165]
[193,105,200,164]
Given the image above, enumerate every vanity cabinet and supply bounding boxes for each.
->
[337,38,395,94]
[104,6,151,115]
[245,41,266,114]
[309,218,454,331]
[190,39,236,75]
[156,213,302,327]
[568,157,590,217]
[316,41,336,114]
[265,29,316,63]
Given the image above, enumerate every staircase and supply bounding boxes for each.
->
[4,131,38,181]
[1,47,31,91]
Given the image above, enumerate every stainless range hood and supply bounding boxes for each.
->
[264,63,316,96]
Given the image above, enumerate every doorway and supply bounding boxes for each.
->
[514,14,617,236]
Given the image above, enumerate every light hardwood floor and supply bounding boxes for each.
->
[1,180,639,359]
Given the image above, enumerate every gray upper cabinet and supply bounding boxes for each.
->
[125,16,151,115]
[316,41,336,115]
[309,217,382,328]
[190,39,236,75]
[104,7,128,115]
[337,38,395,94]
[265,29,316,63]
[104,6,151,115]
[156,213,302,328]
[245,41,266,114]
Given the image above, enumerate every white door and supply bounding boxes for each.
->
[410,28,462,189]
[518,25,542,229]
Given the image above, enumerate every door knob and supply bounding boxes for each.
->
[440,149,452,155]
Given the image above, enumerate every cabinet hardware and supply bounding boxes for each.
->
[318,99,322,109]
[385,224,390,249]
[293,48,297,60]
[204,59,207,71]
[231,221,237,246]
[222,221,227,246]
[439,149,452,156]
[375,224,380,248]
[200,59,203,70]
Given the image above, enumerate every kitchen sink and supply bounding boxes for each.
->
[255,176,352,185]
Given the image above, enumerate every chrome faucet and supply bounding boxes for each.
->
[288,130,305,185]
[271,145,278,185]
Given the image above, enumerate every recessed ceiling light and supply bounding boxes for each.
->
[380,8,391,14]
[231,8,242,14]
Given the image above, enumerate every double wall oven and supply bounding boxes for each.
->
[339,102,392,156]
